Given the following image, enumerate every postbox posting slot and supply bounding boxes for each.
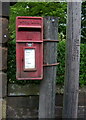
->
[18,25,41,32]
[18,27,41,32]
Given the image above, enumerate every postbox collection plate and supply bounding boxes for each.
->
[16,16,43,80]
[24,48,35,69]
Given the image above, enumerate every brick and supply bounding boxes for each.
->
[0,72,7,98]
[0,18,9,44]
[0,47,7,71]
[0,18,2,44]
[0,98,6,119]
[0,46,2,70]
[0,99,2,119]
[2,98,6,119]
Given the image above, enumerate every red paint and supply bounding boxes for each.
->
[16,16,43,80]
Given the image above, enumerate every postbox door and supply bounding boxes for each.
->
[16,43,43,80]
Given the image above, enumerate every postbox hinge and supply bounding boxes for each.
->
[43,63,59,67]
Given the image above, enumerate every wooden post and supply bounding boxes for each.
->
[39,17,58,118]
[63,2,81,118]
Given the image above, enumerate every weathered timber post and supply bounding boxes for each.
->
[39,17,58,118]
[0,2,10,119]
[63,2,81,118]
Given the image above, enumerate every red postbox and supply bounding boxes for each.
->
[16,16,43,80]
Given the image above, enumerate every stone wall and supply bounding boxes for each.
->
[7,93,86,118]
[0,2,10,119]
[7,84,86,119]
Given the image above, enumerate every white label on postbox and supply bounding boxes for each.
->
[24,49,35,69]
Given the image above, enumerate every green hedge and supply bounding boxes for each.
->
[56,40,66,85]
[7,40,86,86]
[56,40,86,86]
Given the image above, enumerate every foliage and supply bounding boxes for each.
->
[56,40,86,86]
[56,40,65,85]
[79,43,86,86]
[7,40,16,84]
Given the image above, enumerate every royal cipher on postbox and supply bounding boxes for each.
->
[16,16,43,80]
